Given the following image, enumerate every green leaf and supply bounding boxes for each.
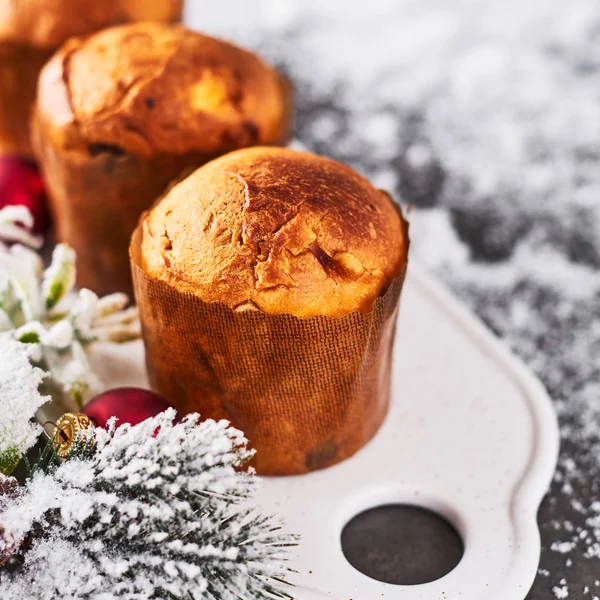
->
[25,433,61,478]
[42,245,76,311]
[0,446,22,476]
[17,330,40,344]
[45,279,65,310]
[66,430,96,461]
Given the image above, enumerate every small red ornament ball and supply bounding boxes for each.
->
[83,387,172,430]
[0,156,49,234]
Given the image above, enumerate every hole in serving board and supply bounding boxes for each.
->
[341,504,464,585]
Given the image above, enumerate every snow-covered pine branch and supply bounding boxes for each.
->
[0,334,49,476]
[0,409,296,599]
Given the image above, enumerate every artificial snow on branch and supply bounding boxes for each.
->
[0,334,49,476]
[0,409,295,600]
[0,206,140,406]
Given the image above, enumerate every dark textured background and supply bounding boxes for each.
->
[190,2,600,597]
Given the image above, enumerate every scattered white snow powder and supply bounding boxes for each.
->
[0,333,49,475]
[552,541,578,555]
[187,0,600,594]
[554,584,569,599]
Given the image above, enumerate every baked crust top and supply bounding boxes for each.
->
[139,147,409,318]
[34,23,289,157]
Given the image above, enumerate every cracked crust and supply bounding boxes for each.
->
[139,147,409,318]
[33,22,289,157]
[0,0,182,49]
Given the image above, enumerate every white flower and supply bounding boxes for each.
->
[70,290,140,344]
[42,321,74,349]
[0,245,44,325]
[0,205,42,250]
[42,244,76,312]
[0,206,140,406]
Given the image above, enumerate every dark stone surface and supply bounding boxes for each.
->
[292,98,599,600]
[191,5,600,595]
[294,96,600,599]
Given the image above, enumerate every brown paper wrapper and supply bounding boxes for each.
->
[130,225,406,475]
[33,72,294,298]
[33,137,210,297]
[0,42,51,157]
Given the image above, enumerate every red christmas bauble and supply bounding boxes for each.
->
[0,156,49,234]
[83,387,172,430]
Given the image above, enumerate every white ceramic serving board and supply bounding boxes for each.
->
[87,262,559,600]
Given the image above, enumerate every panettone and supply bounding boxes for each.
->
[0,0,182,156]
[131,147,409,474]
[32,23,292,295]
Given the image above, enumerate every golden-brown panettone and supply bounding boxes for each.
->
[140,147,408,318]
[32,23,292,295]
[0,0,182,156]
[35,23,289,157]
[0,43,50,155]
[131,147,409,474]
[0,0,182,49]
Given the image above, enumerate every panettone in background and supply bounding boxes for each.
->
[32,22,292,295]
[0,0,183,157]
[131,147,409,475]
